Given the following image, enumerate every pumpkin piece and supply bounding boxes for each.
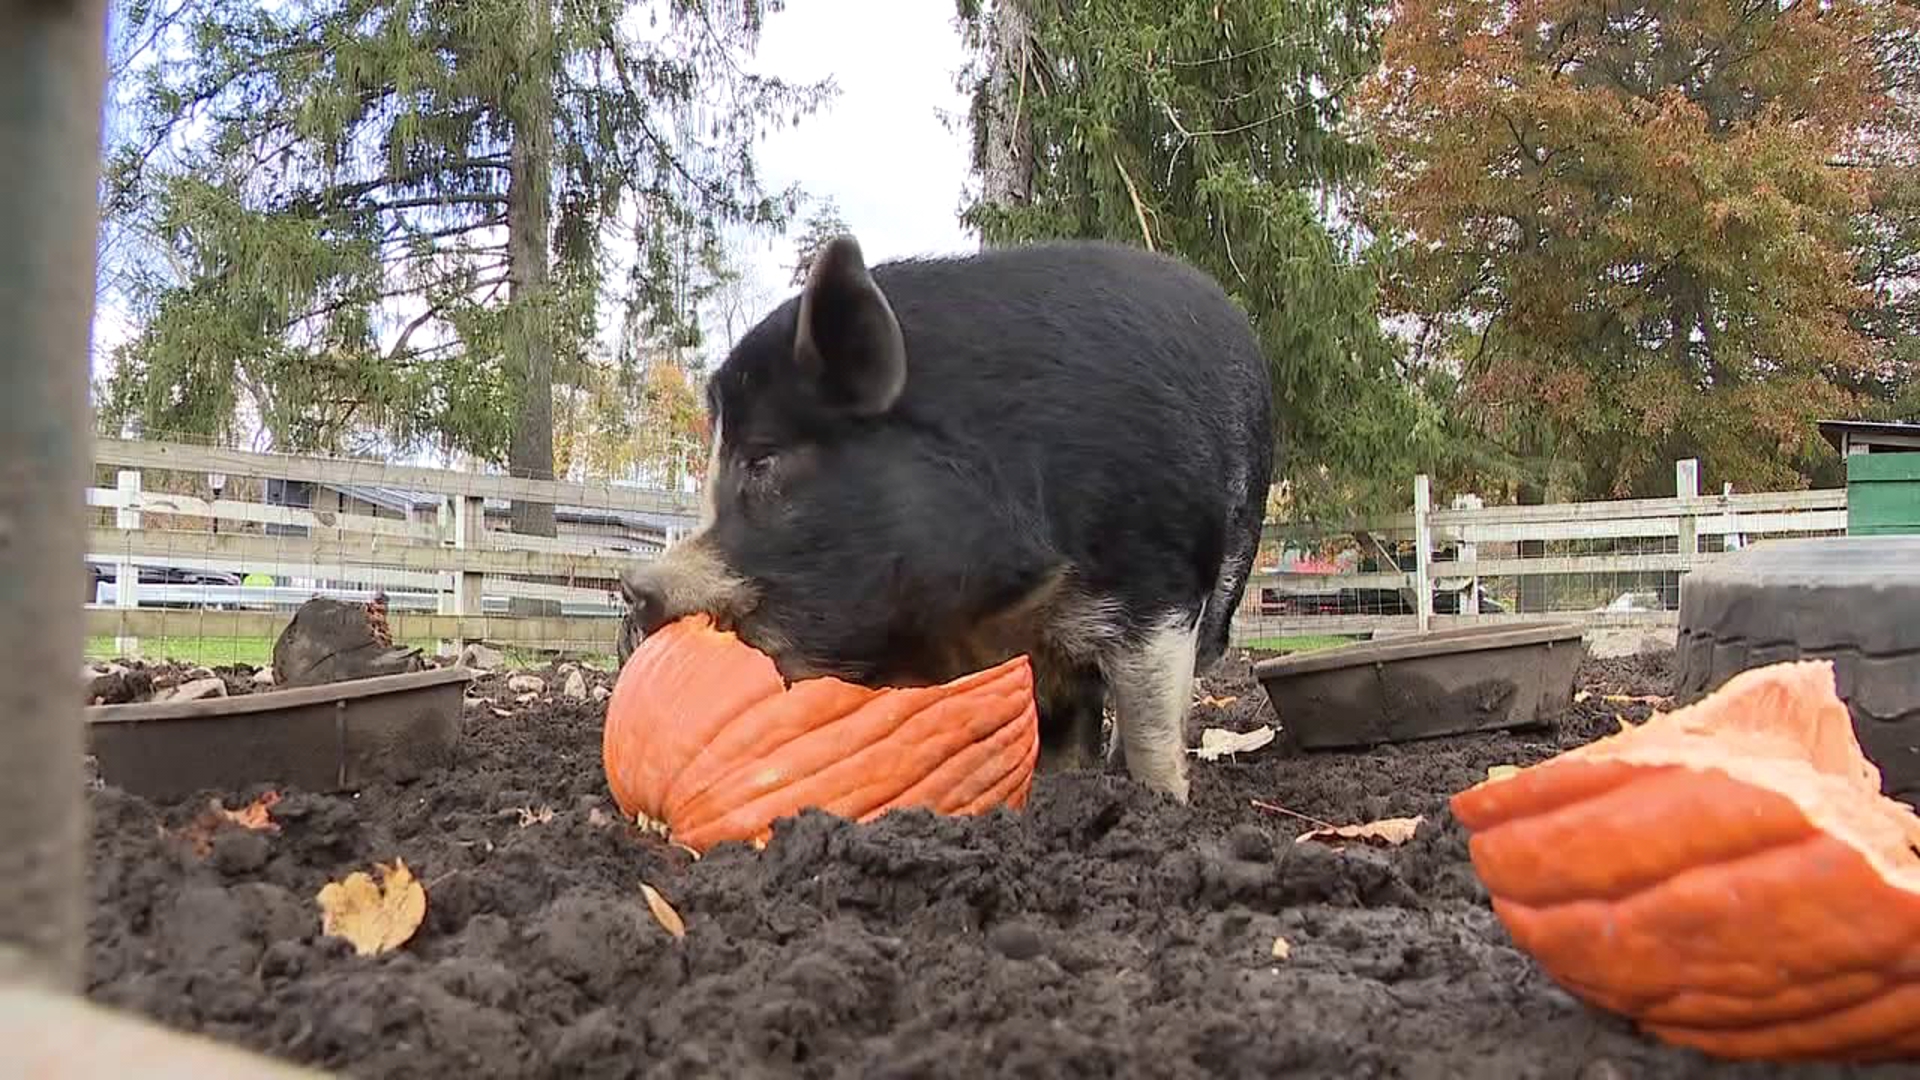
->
[603,614,1040,853]
[1451,660,1920,1062]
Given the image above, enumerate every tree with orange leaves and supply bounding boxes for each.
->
[1361,0,1920,498]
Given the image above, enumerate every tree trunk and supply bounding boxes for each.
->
[506,0,557,541]
[978,0,1034,249]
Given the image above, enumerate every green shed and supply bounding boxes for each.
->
[1818,420,1920,537]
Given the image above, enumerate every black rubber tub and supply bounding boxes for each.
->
[1252,623,1587,750]
[86,666,473,800]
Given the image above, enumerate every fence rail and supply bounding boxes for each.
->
[85,441,1850,660]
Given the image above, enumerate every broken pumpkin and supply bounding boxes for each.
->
[1451,660,1920,1062]
[602,614,1039,853]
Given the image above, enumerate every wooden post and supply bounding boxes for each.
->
[1675,459,1700,610]
[1414,474,1433,634]
[1675,459,1700,557]
[437,495,486,653]
[113,470,140,657]
[1451,493,1483,617]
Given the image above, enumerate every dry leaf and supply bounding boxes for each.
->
[1196,694,1240,710]
[640,883,686,940]
[515,805,555,828]
[316,859,427,957]
[1192,725,1275,761]
[223,790,282,831]
[1294,815,1425,848]
[181,791,283,856]
[1486,764,1522,782]
[1271,936,1292,961]
[1603,693,1668,705]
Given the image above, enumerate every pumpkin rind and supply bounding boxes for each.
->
[1451,660,1920,1062]
[603,615,1040,852]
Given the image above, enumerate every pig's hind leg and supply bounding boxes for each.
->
[1101,609,1201,803]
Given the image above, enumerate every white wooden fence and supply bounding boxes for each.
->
[86,437,699,656]
[85,441,1850,658]
[1234,459,1849,643]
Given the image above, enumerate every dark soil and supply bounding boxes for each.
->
[83,650,1907,1079]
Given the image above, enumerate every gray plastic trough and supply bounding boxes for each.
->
[85,666,473,800]
[1252,623,1587,750]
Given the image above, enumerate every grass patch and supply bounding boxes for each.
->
[1239,634,1361,654]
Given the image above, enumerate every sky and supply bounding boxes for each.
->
[727,0,979,305]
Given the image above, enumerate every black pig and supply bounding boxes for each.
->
[617,235,1273,803]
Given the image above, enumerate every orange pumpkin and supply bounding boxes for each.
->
[602,614,1039,853]
[1451,660,1920,1062]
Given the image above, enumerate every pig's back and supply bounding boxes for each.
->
[874,241,1273,605]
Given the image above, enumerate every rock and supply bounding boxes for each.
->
[507,674,546,696]
[516,692,540,705]
[84,663,152,705]
[1586,628,1677,660]
[459,642,506,672]
[166,677,228,703]
[252,668,277,687]
[591,685,611,704]
[185,666,217,682]
[563,670,589,701]
[271,596,425,688]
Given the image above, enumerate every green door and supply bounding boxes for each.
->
[1847,452,1920,536]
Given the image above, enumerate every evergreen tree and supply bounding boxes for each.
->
[98,0,827,531]
[953,0,1463,519]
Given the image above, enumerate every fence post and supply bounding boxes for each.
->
[1675,459,1700,609]
[1414,474,1433,634]
[435,495,486,653]
[113,470,141,657]
[1675,458,1700,556]
[1451,493,1483,617]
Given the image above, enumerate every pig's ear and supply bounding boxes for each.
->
[794,234,907,415]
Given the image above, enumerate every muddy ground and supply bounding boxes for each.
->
[83,649,1908,1079]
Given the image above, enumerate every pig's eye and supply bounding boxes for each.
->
[742,451,777,480]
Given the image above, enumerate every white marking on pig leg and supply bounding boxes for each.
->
[1103,611,1201,803]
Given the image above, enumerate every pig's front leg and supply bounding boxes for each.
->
[1102,612,1200,803]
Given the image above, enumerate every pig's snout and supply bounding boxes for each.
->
[615,542,756,651]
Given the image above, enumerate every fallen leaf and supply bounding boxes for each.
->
[1192,725,1275,761]
[640,882,686,940]
[316,859,428,957]
[1294,815,1425,848]
[180,792,282,856]
[1602,693,1669,705]
[1196,694,1240,710]
[1271,936,1292,961]
[222,791,281,832]
[1486,764,1522,782]
[515,805,555,828]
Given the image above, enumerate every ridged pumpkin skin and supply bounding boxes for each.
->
[602,614,1039,852]
[1451,660,1920,1062]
